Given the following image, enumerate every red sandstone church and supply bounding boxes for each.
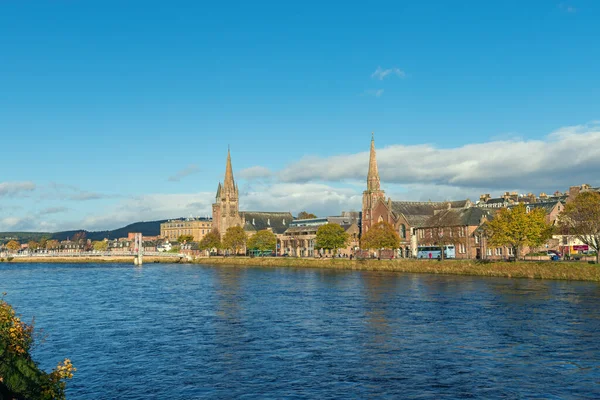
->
[361,135,472,257]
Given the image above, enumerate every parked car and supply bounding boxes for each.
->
[547,250,562,257]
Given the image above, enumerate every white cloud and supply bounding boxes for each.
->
[277,122,600,194]
[240,183,362,217]
[371,66,406,80]
[168,164,200,182]
[363,89,385,97]
[238,166,272,180]
[76,192,215,231]
[41,183,113,201]
[0,181,36,197]
[39,207,69,215]
[558,3,577,13]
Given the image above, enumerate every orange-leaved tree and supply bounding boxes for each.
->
[360,221,400,255]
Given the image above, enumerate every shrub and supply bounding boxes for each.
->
[0,294,75,399]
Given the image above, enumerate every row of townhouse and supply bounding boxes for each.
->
[415,201,566,260]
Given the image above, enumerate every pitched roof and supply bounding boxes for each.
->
[241,212,293,234]
[391,201,445,216]
[422,207,493,228]
[509,201,562,214]
[390,200,470,228]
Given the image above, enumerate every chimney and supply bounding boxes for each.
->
[568,186,581,202]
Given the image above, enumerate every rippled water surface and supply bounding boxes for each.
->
[1,263,600,399]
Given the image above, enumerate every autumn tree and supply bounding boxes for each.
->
[46,240,60,250]
[360,221,400,253]
[222,226,248,255]
[316,224,349,255]
[0,294,75,399]
[559,191,600,263]
[71,231,86,243]
[39,237,49,249]
[486,203,552,259]
[199,230,222,253]
[422,210,466,260]
[5,240,20,252]
[177,234,194,243]
[297,211,317,220]
[247,230,277,253]
[27,241,40,251]
[93,241,108,251]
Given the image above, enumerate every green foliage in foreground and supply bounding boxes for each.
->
[0,295,75,399]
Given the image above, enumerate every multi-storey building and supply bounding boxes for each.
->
[280,215,360,257]
[160,217,213,242]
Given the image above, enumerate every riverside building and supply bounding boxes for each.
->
[160,217,213,242]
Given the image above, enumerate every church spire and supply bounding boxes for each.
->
[223,147,236,194]
[367,132,381,191]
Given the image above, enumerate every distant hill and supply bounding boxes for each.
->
[0,219,168,243]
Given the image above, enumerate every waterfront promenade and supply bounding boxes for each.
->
[3,254,600,281]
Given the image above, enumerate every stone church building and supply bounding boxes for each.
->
[362,135,471,257]
[212,149,292,242]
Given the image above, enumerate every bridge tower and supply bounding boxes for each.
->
[133,233,143,266]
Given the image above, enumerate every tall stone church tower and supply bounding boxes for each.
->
[362,134,386,236]
[212,148,243,236]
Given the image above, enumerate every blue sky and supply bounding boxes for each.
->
[1,1,599,232]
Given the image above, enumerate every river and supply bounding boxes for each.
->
[1,262,599,399]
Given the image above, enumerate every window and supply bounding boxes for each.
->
[495,248,503,256]
[487,248,492,256]
[475,235,480,244]
[508,247,514,256]
[400,224,406,239]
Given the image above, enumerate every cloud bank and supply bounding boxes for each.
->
[277,123,600,193]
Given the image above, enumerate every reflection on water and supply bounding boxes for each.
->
[1,263,599,399]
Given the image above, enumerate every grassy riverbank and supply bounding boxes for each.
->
[195,257,600,282]
[3,255,599,281]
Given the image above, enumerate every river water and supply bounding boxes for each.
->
[1,262,599,399]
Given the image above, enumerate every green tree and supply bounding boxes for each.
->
[199,230,222,253]
[0,294,75,399]
[360,221,400,252]
[297,211,317,220]
[5,240,20,252]
[222,226,248,255]
[486,203,552,259]
[247,230,277,253]
[559,191,600,263]
[177,235,194,243]
[93,241,108,251]
[316,224,349,255]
